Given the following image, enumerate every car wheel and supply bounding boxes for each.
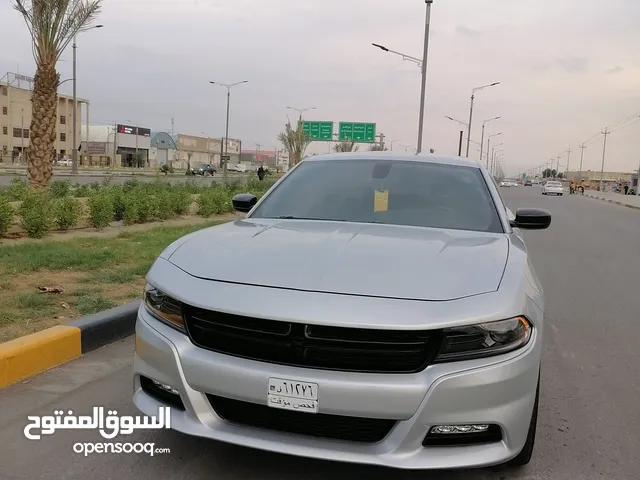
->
[506,375,539,467]
[559,193,563,196]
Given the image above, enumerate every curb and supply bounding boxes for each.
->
[0,300,140,389]
[583,194,640,211]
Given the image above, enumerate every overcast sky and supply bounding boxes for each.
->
[1,0,639,175]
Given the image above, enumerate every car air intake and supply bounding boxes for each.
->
[208,395,396,443]
[183,306,442,374]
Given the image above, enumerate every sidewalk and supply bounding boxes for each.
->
[582,190,640,211]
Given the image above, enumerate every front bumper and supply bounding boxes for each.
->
[133,305,541,470]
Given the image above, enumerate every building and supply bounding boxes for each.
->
[115,123,152,167]
[175,134,242,169]
[150,132,178,168]
[564,170,634,182]
[1,72,89,163]
[240,148,289,170]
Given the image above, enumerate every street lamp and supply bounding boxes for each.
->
[371,43,422,68]
[372,1,434,155]
[210,80,249,177]
[71,24,103,175]
[465,82,501,157]
[445,115,468,128]
[486,132,502,170]
[286,106,316,119]
[387,138,401,151]
[480,116,501,167]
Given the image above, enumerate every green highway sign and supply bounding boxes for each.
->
[301,121,334,141]
[338,122,376,143]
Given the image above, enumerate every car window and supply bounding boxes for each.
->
[250,159,504,233]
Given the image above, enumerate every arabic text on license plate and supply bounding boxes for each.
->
[268,378,319,414]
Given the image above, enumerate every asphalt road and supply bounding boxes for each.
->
[0,173,250,186]
[1,186,638,480]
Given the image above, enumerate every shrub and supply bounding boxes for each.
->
[122,178,141,193]
[0,196,14,235]
[122,188,157,225]
[50,180,71,198]
[53,196,82,230]
[6,177,28,201]
[159,164,174,175]
[73,184,92,198]
[156,190,175,220]
[172,188,192,215]
[198,188,231,217]
[19,190,54,238]
[88,192,114,230]
[107,187,126,221]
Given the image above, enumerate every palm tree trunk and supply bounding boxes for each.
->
[27,62,59,188]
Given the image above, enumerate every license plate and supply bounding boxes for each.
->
[268,377,319,414]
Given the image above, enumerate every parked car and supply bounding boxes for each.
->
[134,152,550,471]
[188,164,216,176]
[56,158,72,167]
[542,181,564,195]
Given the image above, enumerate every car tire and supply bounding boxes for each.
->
[506,375,539,468]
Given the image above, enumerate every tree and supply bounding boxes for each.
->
[13,0,102,189]
[334,141,359,153]
[278,118,312,168]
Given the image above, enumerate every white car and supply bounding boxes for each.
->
[542,181,564,196]
[500,180,517,187]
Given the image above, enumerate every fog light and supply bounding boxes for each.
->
[140,376,185,410]
[152,379,180,396]
[423,424,502,447]
[431,424,489,434]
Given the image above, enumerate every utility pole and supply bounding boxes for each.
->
[171,117,174,136]
[458,131,463,156]
[566,146,572,179]
[578,143,586,182]
[556,155,561,177]
[416,0,433,155]
[380,132,385,150]
[72,35,78,174]
[599,129,611,192]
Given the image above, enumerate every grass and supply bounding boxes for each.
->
[0,219,228,342]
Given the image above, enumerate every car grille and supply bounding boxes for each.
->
[208,395,396,443]
[183,306,442,374]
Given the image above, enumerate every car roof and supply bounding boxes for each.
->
[304,151,482,169]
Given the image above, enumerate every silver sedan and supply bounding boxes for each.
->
[133,152,551,471]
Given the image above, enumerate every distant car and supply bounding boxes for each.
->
[525,180,532,186]
[500,180,510,187]
[542,181,563,196]
[56,158,72,167]
[190,164,216,176]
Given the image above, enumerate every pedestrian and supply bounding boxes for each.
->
[624,184,629,195]
[257,165,265,181]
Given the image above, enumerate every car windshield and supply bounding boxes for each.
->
[250,159,503,233]
[547,182,561,186]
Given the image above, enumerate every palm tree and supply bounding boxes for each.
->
[13,0,102,188]
[334,141,359,153]
[277,117,312,168]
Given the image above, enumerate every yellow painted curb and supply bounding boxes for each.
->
[0,325,82,389]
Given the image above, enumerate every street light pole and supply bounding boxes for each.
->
[71,24,103,175]
[480,116,501,167]
[578,143,586,183]
[486,132,501,170]
[465,82,501,157]
[416,0,433,155]
[599,129,610,192]
[211,80,249,178]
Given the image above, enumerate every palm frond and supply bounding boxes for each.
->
[14,0,102,64]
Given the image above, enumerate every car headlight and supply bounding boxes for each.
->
[434,316,532,363]
[143,283,185,332]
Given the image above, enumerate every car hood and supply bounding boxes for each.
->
[166,219,509,301]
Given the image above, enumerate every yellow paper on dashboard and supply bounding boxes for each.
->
[374,190,389,212]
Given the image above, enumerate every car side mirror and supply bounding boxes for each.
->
[232,193,258,213]
[510,208,551,230]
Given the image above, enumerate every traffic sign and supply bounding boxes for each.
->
[338,122,376,143]
[301,121,334,141]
